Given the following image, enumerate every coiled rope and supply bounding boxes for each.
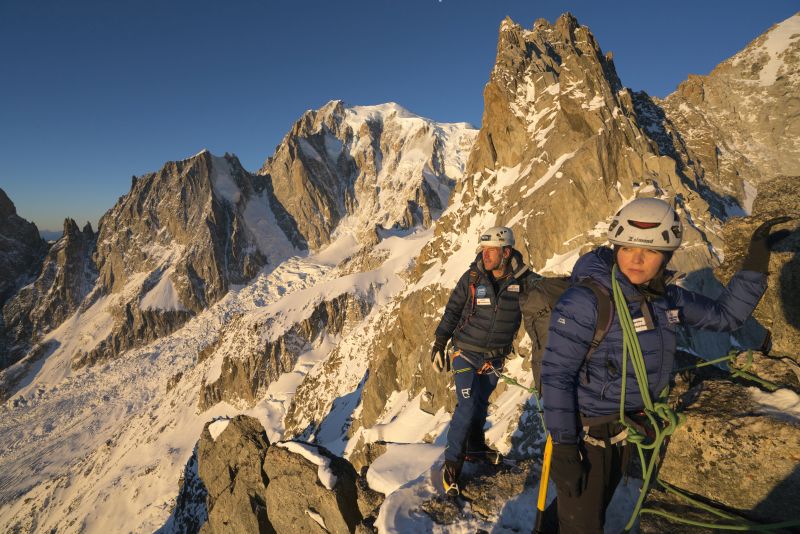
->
[610,264,800,532]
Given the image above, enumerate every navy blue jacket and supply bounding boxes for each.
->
[541,247,767,444]
[435,252,525,352]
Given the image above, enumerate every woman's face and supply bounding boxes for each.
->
[617,247,665,284]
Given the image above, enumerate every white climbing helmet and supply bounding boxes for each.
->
[607,198,683,251]
[475,226,515,253]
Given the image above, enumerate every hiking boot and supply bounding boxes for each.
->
[464,443,503,465]
[442,460,462,496]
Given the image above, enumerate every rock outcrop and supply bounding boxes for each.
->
[197,416,272,533]
[169,416,372,533]
[640,357,800,531]
[714,174,800,357]
[0,188,46,307]
[264,442,363,533]
[1,218,96,368]
[259,100,477,249]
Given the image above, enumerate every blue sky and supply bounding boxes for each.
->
[1,0,797,233]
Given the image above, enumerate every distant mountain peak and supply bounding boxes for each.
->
[0,187,17,218]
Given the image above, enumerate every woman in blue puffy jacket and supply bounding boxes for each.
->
[540,197,787,533]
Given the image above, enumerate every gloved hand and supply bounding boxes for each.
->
[550,443,587,498]
[742,216,793,273]
[431,336,450,372]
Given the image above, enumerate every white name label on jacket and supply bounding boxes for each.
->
[476,298,491,306]
[633,316,651,332]
[508,284,520,292]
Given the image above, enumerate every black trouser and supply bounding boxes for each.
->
[555,423,628,534]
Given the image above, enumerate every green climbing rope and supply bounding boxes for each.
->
[609,265,800,533]
[492,367,547,432]
[611,265,684,531]
[673,349,781,391]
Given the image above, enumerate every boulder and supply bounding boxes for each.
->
[715,175,800,359]
[653,378,800,527]
[263,441,362,534]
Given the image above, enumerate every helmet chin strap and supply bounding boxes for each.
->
[497,248,510,273]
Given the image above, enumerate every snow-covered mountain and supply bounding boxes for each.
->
[0,103,477,532]
[656,13,800,214]
[259,100,476,248]
[1,12,799,534]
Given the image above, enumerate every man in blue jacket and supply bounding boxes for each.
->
[541,197,785,533]
[431,226,529,496]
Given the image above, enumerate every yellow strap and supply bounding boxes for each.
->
[537,434,553,511]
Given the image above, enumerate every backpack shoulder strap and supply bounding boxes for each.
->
[460,269,481,326]
[576,278,614,382]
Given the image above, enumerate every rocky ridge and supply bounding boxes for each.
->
[1,218,96,369]
[0,188,47,364]
[656,13,800,215]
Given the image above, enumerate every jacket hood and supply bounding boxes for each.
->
[571,247,614,289]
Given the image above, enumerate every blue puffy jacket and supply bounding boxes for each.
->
[541,247,767,444]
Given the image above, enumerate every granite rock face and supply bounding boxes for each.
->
[1,219,96,368]
[0,188,47,364]
[197,416,272,534]
[714,175,800,358]
[657,14,800,214]
[264,442,363,534]
[0,188,46,307]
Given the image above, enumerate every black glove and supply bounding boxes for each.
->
[550,443,587,498]
[742,216,793,273]
[431,336,450,372]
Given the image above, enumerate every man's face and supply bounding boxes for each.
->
[481,246,508,271]
[617,246,664,284]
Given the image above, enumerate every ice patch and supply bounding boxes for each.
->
[541,245,583,275]
[305,509,327,530]
[743,180,758,215]
[210,156,241,204]
[298,138,323,162]
[523,151,578,198]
